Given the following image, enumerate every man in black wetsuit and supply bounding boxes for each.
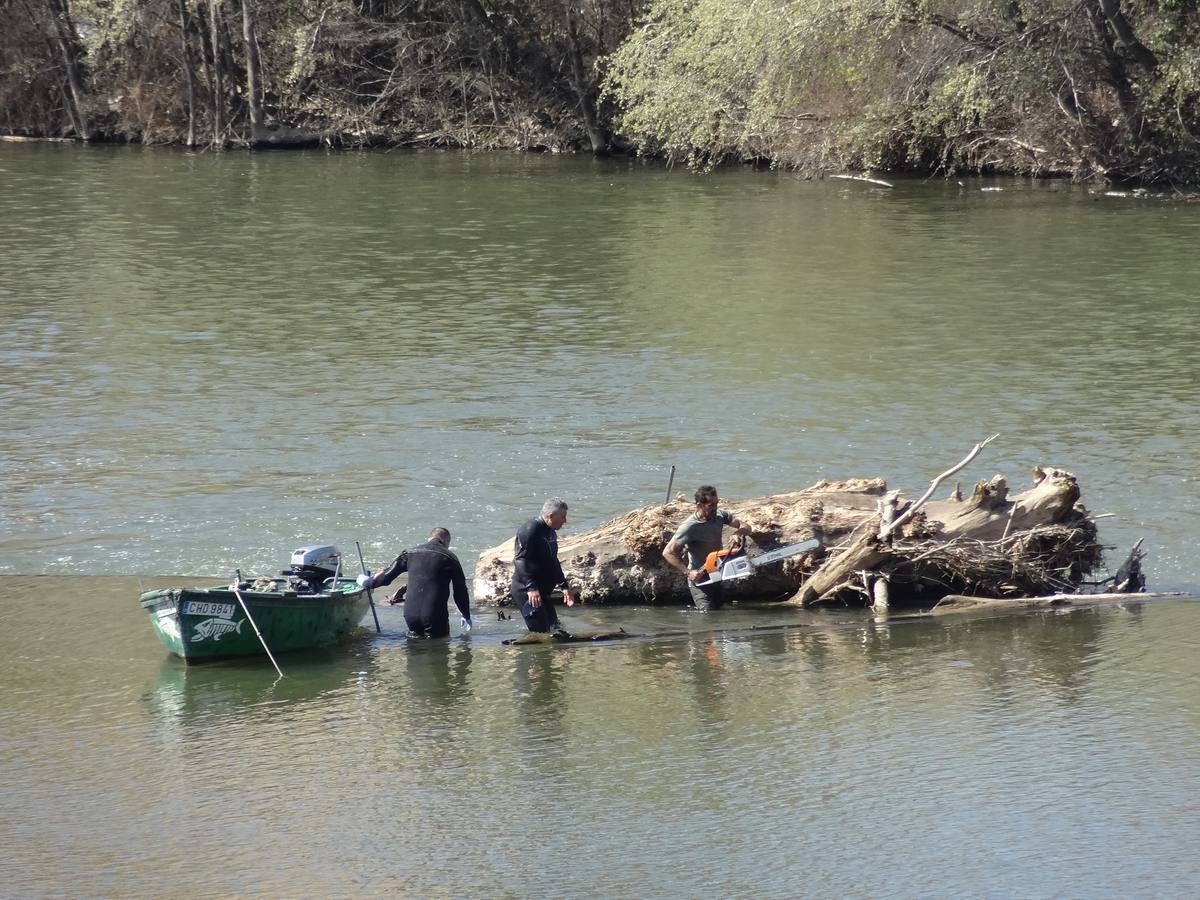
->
[511,498,577,633]
[358,527,471,638]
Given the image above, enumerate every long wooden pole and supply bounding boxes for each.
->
[355,541,382,633]
[231,571,283,677]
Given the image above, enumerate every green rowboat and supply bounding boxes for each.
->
[140,578,371,663]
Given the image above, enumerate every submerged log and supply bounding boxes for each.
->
[472,463,1111,609]
[501,628,634,645]
[924,590,1182,615]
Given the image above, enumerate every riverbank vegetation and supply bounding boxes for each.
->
[3,1,1198,184]
[2,1,624,151]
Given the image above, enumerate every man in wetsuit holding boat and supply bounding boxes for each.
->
[662,485,751,611]
[358,527,471,638]
[512,498,578,633]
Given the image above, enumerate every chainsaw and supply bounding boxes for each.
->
[701,537,821,584]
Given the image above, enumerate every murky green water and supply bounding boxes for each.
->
[3,578,1199,896]
[3,144,1200,585]
[3,145,1200,895]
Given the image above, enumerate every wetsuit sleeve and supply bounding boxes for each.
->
[449,554,470,620]
[512,520,538,592]
[550,549,568,592]
[373,551,409,588]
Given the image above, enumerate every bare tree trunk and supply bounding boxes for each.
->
[1084,0,1143,134]
[57,82,83,137]
[457,0,510,76]
[178,0,198,147]
[797,529,893,608]
[43,0,90,139]
[1096,0,1158,71]
[565,9,608,154]
[461,66,470,144]
[17,0,80,136]
[209,0,225,148]
[241,0,264,142]
[193,1,215,132]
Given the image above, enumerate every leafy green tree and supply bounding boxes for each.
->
[602,0,1200,182]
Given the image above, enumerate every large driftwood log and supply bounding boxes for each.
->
[473,466,1106,609]
[473,479,888,606]
[795,466,1099,608]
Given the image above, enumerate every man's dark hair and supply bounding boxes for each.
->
[429,526,451,543]
[695,485,718,504]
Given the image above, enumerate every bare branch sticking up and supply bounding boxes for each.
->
[879,434,999,541]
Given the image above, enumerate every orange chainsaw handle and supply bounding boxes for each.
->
[702,536,747,573]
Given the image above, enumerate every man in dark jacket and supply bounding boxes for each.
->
[359,527,471,638]
[511,498,577,633]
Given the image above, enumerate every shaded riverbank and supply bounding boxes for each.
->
[5,2,1199,185]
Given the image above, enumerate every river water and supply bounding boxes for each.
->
[2,145,1200,896]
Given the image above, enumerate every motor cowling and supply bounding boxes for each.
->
[285,545,341,591]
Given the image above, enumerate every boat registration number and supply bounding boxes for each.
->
[183,601,236,618]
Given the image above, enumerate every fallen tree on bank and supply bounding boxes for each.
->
[474,441,1135,611]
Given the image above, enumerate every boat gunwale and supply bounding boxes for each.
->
[139,583,366,610]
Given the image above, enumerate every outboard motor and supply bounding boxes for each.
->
[284,545,341,592]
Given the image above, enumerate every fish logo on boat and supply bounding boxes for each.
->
[157,612,181,642]
[192,616,245,642]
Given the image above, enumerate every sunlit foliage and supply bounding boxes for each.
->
[603,0,1200,182]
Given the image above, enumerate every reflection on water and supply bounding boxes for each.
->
[399,638,475,718]
[2,578,1199,895]
[861,604,1115,697]
[143,638,378,728]
[511,646,572,759]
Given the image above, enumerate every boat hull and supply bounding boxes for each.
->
[140,582,371,663]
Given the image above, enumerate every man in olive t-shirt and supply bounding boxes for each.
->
[663,484,750,611]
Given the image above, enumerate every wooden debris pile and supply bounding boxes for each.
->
[472,439,1128,610]
[472,477,887,606]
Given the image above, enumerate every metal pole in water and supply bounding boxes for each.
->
[665,465,676,504]
[355,541,382,633]
[231,570,283,678]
